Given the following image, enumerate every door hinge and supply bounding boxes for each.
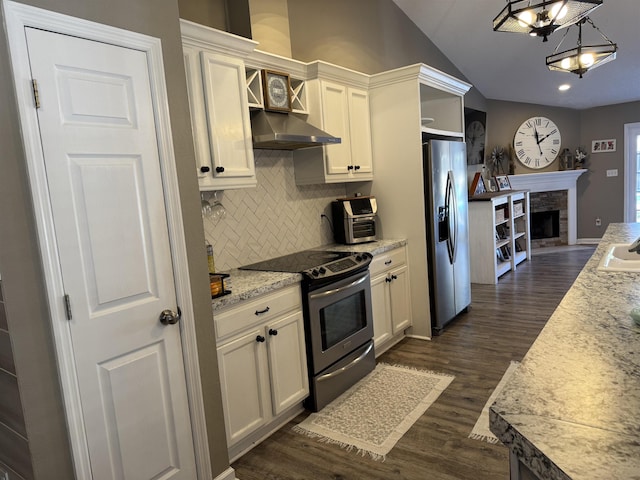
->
[32,79,40,109]
[63,294,72,321]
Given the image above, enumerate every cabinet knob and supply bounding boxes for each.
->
[391,274,398,280]
[354,165,361,170]
[268,328,278,336]
[347,165,354,170]
[215,166,225,173]
[200,166,210,173]
[385,276,392,283]
[256,335,266,343]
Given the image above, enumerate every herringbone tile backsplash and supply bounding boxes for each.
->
[202,150,347,271]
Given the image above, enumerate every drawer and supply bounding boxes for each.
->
[215,284,302,340]
[369,246,407,276]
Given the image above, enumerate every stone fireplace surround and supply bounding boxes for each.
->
[508,170,586,246]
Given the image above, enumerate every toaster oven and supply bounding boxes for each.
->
[332,197,377,244]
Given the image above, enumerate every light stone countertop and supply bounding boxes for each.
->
[211,239,407,311]
[490,223,640,480]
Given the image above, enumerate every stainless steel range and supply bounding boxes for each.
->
[241,249,375,411]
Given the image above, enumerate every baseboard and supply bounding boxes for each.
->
[577,238,601,245]
[214,466,237,480]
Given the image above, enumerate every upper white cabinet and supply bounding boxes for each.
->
[181,20,258,190]
[294,63,373,185]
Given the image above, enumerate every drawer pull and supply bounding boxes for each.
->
[255,306,270,315]
[256,335,266,343]
[269,328,278,336]
[384,260,392,265]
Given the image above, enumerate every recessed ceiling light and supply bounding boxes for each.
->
[558,84,571,91]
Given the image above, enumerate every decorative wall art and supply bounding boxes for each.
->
[465,108,487,165]
[591,139,616,153]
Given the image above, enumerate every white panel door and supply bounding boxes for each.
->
[25,27,197,479]
[347,87,373,174]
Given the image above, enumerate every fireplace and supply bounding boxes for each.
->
[529,191,567,248]
[531,210,560,240]
[507,170,586,246]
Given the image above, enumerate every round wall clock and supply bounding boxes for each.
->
[465,120,486,164]
[513,116,561,169]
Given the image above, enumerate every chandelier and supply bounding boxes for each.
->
[493,0,603,41]
[546,17,617,77]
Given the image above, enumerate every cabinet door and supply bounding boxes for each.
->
[183,46,213,184]
[200,51,256,188]
[370,273,392,349]
[265,311,309,416]
[389,265,411,334]
[217,328,270,445]
[348,87,373,175]
[320,80,352,175]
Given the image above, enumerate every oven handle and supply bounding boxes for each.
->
[308,271,368,300]
[316,342,374,383]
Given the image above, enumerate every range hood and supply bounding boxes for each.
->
[251,110,341,150]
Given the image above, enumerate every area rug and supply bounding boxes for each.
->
[293,363,454,461]
[469,361,520,444]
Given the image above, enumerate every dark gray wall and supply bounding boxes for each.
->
[0,0,228,477]
[286,0,487,111]
[486,99,640,239]
[578,101,640,238]
[486,100,581,175]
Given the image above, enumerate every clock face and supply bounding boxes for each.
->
[514,116,561,169]
[465,120,485,164]
[266,75,289,109]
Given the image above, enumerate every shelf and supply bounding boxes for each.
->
[469,191,531,285]
[496,238,510,249]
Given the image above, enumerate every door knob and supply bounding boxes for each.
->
[159,308,181,325]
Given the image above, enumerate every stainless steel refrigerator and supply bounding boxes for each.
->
[423,139,471,334]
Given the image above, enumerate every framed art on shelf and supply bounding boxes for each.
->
[494,175,511,191]
[262,69,292,112]
[469,172,486,197]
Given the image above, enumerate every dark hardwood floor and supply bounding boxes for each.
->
[231,246,596,480]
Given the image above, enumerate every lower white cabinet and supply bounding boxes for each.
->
[214,285,308,458]
[370,246,412,355]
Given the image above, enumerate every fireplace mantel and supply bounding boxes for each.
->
[509,169,586,245]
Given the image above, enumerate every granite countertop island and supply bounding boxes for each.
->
[490,223,640,479]
[212,239,407,311]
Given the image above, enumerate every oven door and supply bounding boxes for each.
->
[306,270,374,375]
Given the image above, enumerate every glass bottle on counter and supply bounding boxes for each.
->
[206,243,216,274]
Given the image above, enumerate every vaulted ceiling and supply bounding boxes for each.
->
[392,0,640,110]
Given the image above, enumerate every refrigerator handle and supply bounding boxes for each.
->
[446,170,458,264]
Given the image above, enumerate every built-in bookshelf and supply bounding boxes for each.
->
[468,191,531,284]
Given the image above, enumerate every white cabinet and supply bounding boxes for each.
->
[468,191,531,284]
[294,64,373,185]
[369,246,412,355]
[214,285,308,460]
[181,20,258,191]
[362,64,471,339]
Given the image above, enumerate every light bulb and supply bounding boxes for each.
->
[561,57,572,69]
[517,10,534,28]
[558,84,571,91]
[580,53,595,67]
[550,2,568,21]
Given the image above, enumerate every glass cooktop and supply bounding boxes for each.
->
[240,250,354,273]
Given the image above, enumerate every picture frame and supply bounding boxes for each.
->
[494,175,511,191]
[591,139,616,153]
[464,108,487,165]
[262,69,292,112]
[469,172,486,197]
